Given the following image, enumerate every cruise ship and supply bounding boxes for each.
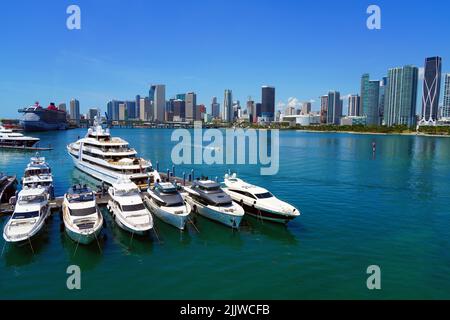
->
[19,102,68,131]
[67,119,160,189]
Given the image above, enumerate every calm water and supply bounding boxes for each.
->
[1,129,450,300]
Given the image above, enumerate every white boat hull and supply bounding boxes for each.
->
[145,197,190,230]
[65,225,102,245]
[3,207,51,243]
[186,197,243,229]
[107,201,152,236]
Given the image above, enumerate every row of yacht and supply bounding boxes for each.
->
[2,119,301,246]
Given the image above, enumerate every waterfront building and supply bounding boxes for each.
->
[153,84,165,122]
[443,74,450,119]
[360,74,380,125]
[119,103,127,121]
[261,86,275,122]
[211,97,221,119]
[340,116,367,126]
[88,108,100,124]
[320,95,328,124]
[139,97,151,121]
[326,91,342,125]
[70,99,80,123]
[282,114,321,126]
[125,101,137,120]
[420,56,442,125]
[223,89,233,122]
[254,103,262,123]
[384,65,419,127]
[173,99,186,120]
[185,92,197,122]
[348,95,361,117]
[301,102,312,115]
[285,106,296,116]
[379,77,388,124]
[135,95,141,119]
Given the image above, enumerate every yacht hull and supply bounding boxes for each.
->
[145,197,190,230]
[186,197,243,229]
[240,202,297,224]
[2,207,51,243]
[107,201,152,236]
[65,226,102,245]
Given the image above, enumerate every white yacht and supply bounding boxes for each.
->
[107,177,153,235]
[67,119,160,190]
[3,186,51,243]
[145,182,191,230]
[22,154,54,198]
[0,125,40,148]
[183,180,244,229]
[62,185,103,245]
[223,173,300,224]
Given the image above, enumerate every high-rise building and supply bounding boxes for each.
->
[421,56,442,124]
[119,103,127,121]
[211,97,221,119]
[139,97,151,121]
[185,92,197,122]
[254,103,262,123]
[88,108,100,124]
[125,101,137,120]
[176,93,186,101]
[378,77,388,124]
[320,95,328,124]
[361,74,380,125]
[443,74,450,119]
[261,86,275,122]
[135,95,141,119]
[326,91,341,125]
[301,102,312,115]
[246,98,255,122]
[173,99,186,121]
[384,65,419,127]
[223,89,233,122]
[70,99,80,123]
[152,84,165,122]
[348,95,361,116]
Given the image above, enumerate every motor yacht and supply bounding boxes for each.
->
[0,173,17,204]
[107,177,153,235]
[62,185,103,245]
[3,186,51,243]
[67,118,160,190]
[183,179,244,229]
[223,173,300,224]
[0,125,40,147]
[22,154,54,198]
[145,182,191,230]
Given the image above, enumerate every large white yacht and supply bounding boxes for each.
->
[183,180,244,229]
[22,154,54,199]
[145,182,191,230]
[62,185,103,245]
[223,173,300,224]
[3,186,51,243]
[0,125,40,147]
[107,177,153,235]
[67,119,160,189]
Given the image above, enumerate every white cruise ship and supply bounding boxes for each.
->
[67,119,160,189]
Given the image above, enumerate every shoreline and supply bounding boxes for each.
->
[293,129,450,138]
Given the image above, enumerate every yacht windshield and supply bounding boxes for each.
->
[199,185,221,192]
[69,206,97,217]
[19,195,46,204]
[255,192,273,199]
[116,189,139,197]
[122,203,146,212]
[13,211,39,219]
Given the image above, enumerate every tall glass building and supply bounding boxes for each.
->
[326,91,341,125]
[384,65,419,127]
[261,86,275,122]
[223,89,233,122]
[421,56,442,123]
[348,95,361,116]
[443,74,450,119]
[360,74,380,125]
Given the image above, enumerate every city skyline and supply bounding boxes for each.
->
[1,1,450,118]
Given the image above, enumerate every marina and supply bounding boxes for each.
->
[1,128,450,299]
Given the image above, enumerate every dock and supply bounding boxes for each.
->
[0,172,195,216]
[0,145,53,151]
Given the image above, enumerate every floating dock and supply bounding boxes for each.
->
[0,145,53,151]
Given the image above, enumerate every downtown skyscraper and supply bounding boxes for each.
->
[384,65,419,127]
[223,89,233,122]
[420,56,442,124]
[443,74,450,119]
[261,86,275,122]
[211,97,220,119]
[153,84,166,123]
[360,74,380,125]
[326,91,342,125]
[348,95,361,116]
[70,98,80,123]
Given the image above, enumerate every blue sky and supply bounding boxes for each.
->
[0,0,449,118]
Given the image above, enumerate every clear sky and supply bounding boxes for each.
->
[0,0,449,118]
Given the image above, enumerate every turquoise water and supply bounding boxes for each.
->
[1,129,450,299]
